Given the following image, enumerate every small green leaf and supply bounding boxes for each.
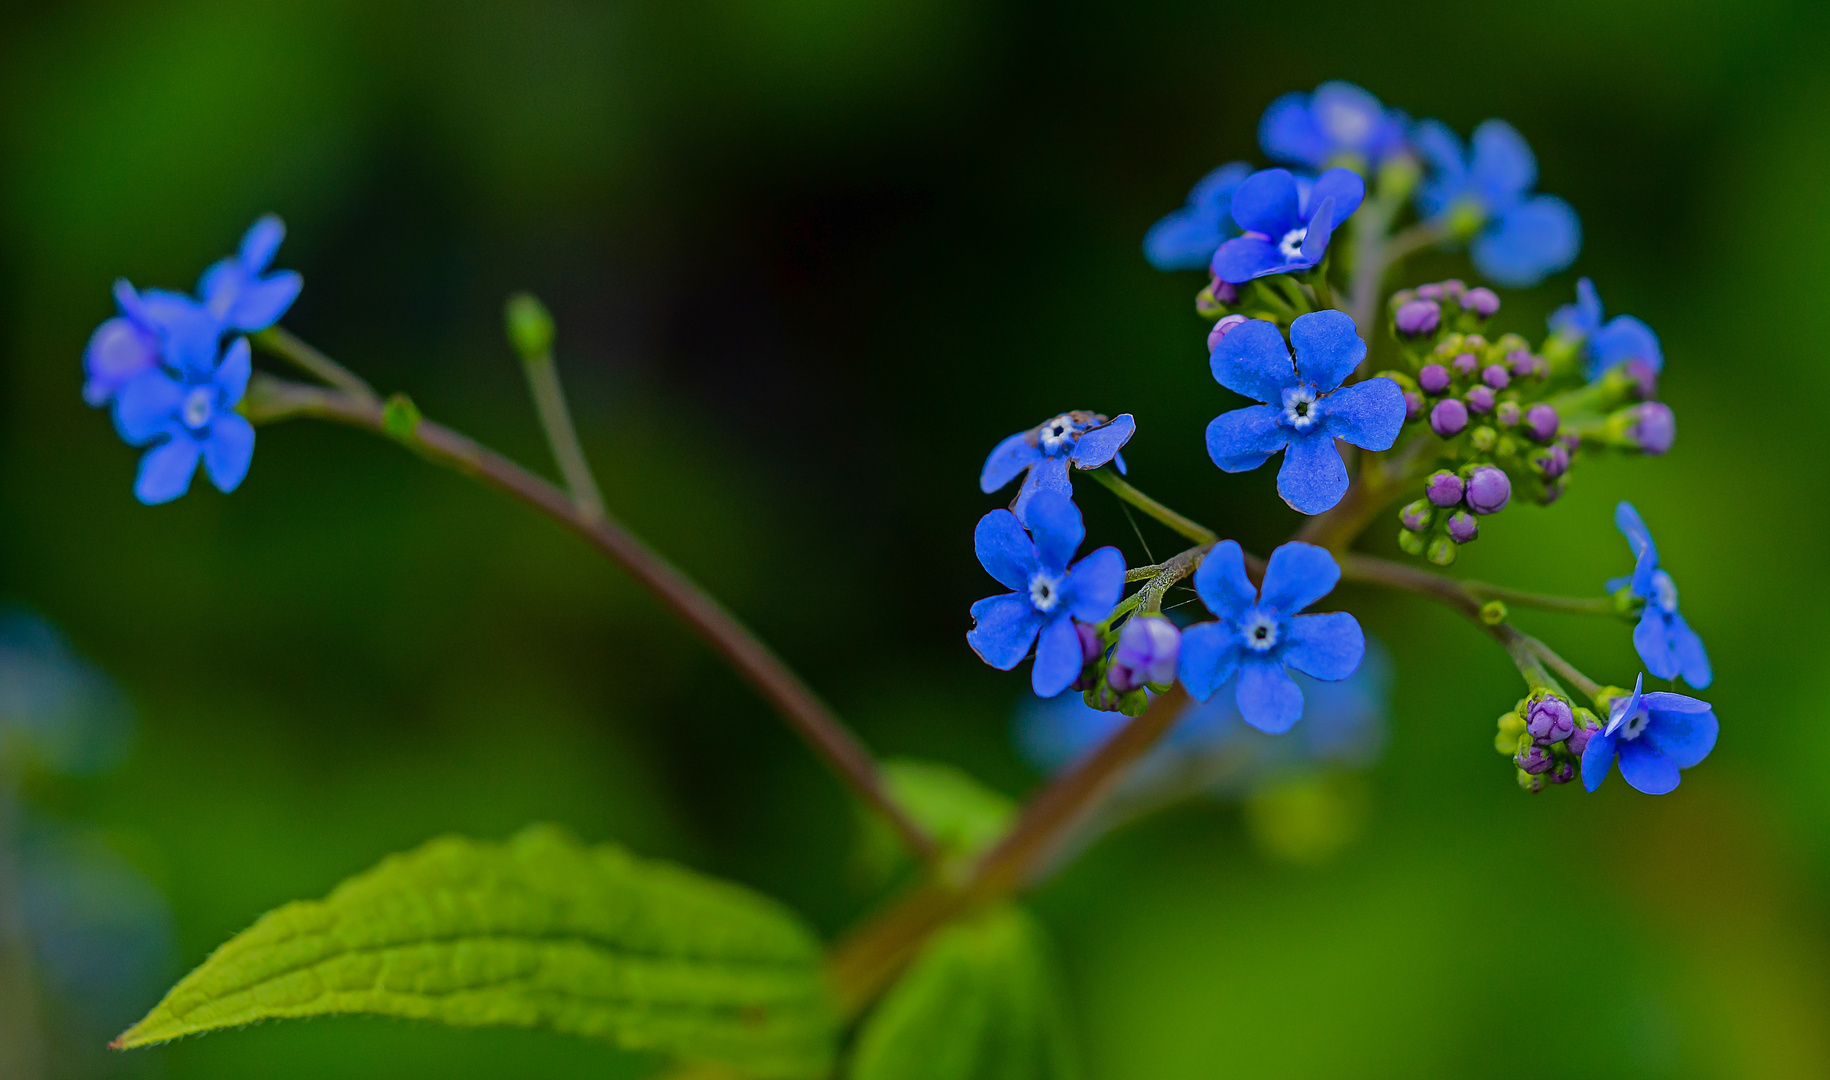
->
[381,393,422,443]
[115,825,838,1079]
[857,760,1016,887]
[849,906,1078,1080]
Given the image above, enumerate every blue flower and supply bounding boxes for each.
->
[1210,168,1365,284]
[1610,502,1710,687]
[82,282,222,406]
[1144,162,1253,271]
[197,214,302,332]
[1549,278,1663,381]
[1205,310,1404,515]
[968,491,1126,697]
[112,336,255,505]
[1259,81,1409,172]
[1581,674,1718,794]
[981,411,1135,522]
[1177,540,1365,733]
[1413,119,1580,288]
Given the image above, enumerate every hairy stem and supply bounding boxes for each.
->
[252,326,378,401]
[242,373,937,863]
[1131,544,1209,614]
[1086,469,1217,545]
[519,347,607,523]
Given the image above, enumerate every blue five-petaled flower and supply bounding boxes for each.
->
[1259,81,1409,173]
[1610,502,1711,687]
[1582,674,1718,794]
[1143,162,1253,272]
[1178,540,1365,734]
[981,411,1135,523]
[1549,278,1663,381]
[1210,167,1365,284]
[1205,310,1405,515]
[1413,119,1580,288]
[968,491,1125,697]
[84,216,301,505]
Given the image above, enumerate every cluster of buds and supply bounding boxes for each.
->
[1493,690,1599,793]
[1074,615,1181,716]
[1396,466,1511,565]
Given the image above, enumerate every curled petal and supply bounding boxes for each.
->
[1288,309,1365,393]
[974,509,1039,592]
[1205,405,1288,473]
[1276,431,1349,515]
[1296,195,1335,266]
[981,431,1041,493]
[1032,617,1085,698]
[1210,236,1287,285]
[1176,621,1241,702]
[1066,546,1126,624]
[1614,502,1657,565]
[1236,660,1303,733]
[1070,414,1135,469]
[1193,539,1256,620]
[1320,377,1405,450]
[1259,541,1342,615]
[1012,456,1072,524]
[134,438,202,505]
[968,594,1044,670]
[1209,318,1297,404]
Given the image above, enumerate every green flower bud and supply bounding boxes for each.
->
[381,393,422,444]
[1470,426,1498,452]
[1397,528,1426,556]
[505,292,556,359]
[1426,536,1458,566]
[1480,600,1508,625]
[1517,768,1544,794]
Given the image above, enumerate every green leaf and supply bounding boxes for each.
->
[114,825,838,1079]
[849,906,1078,1080]
[857,760,1015,887]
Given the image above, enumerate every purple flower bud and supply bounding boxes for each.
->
[1535,444,1569,479]
[1447,511,1478,543]
[1425,470,1464,507]
[1418,364,1451,395]
[1515,744,1555,775]
[1565,724,1595,757]
[1207,314,1249,351]
[1625,359,1659,399]
[1538,477,1566,506]
[1559,431,1581,452]
[1629,402,1675,455]
[1077,622,1104,665]
[1404,390,1425,422]
[1107,616,1180,692]
[1525,697,1575,743]
[1451,352,1478,377]
[1461,286,1500,318]
[1464,386,1495,414]
[1548,761,1576,785]
[1524,403,1560,443]
[1481,364,1510,389]
[1396,299,1441,336]
[1415,282,1443,300]
[1462,334,1487,350]
[1430,399,1468,438]
[1208,275,1239,305]
[1465,466,1511,514]
[1496,401,1521,426]
[1508,350,1539,378]
[1400,499,1433,531]
[1442,279,1466,296]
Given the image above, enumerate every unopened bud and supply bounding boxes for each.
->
[1451,352,1478,377]
[1208,314,1249,351]
[1627,402,1675,455]
[1526,696,1575,743]
[1508,350,1541,378]
[1495,712,1526,754]
[1624,359,1659,399]
[1077,622,1104,665]
[1426,535,1458,566]
[1533,444,1570,479]
[1518,768,1544,793]
[1418,364,1452,395]
[1480,599,1507,624]
[1465,386,1495,414]
[1548,761,1576,785]
[1461,287,1500,318]
[1396,528,1426,555]
[1496,401,1521,426]
[1524,403,1560,443]
[1400,499,1434,531]
[1107,616,1180,692]
[1516,744,1556,775]
[1464,466,1511,515]
[505,292,556,359]
[1430,398,1469,437]
[1481,364,1510,390]
[1396,299,1442,336]
[1425,470,1465,507]
[1404,390,1425,422]
[1447,510,1479,543]
[1470,425,1497,452]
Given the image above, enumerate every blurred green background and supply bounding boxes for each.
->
[3,0,1828,1076]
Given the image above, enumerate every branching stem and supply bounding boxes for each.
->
[519,347,607,523]
[1085,469,1217,545]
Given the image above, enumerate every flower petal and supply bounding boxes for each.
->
[1177,622,1241,702]
[1589,315,1663,376]
[1144,208,1224,272]
[1209,318,1297,404]
[1066,546,1126,624]
[1614,502,1657,565]
[226,272,302,332]
[1288,309,1365,393]
[1193,539,1256,620]
[1305,168,1365,229]
[1617,739,1681,795]
[1581,727,1619,791]
[1070,414,1134,469]
[968,593,1044,670]
[1319,377,1405,450]
[981,430,1041,493]
[974,509,1039,591]
[133,438,202,505]
[1024,490,1085,574]
[1227,168,1301,237]
[1276,431,1349,515]
[218,336,252,403]
[1012,456,1072,524]
[1236,659,1303,734]
[1258,92,1328,168]
[1468,119,1536,207]
[203,414,256,492]
[1205,405,1289,472]
[1283,611,1364,680]
[1668,613,1713,689]
[1210,236,1287,285]
[1259,540,1341,615]
[1410,120,1467,218]
[1633,608,1679,681]
[113,370,185,445]
[1472,195,1580,289]
[82,317,158,405]
[1031,616,1084,698]
[1642,702,1717,769]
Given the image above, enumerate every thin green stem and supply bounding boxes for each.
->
[1131,544,1209,614]
[1525,636,1605,701]
[1462,583,1616,617]
[1085,469,1217,545]
[520,348,607,523]
[241,371,939,864]
[251,326,378,401]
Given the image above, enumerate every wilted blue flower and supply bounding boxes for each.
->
[1205,310,1404,515]
[1211,168,1365,284]
[1259,81,1409,172]
[968,491,1126,697]
[1178,540,1365,733]
[112,337,255,505]
[1610,502,1710,687]
[1581,674,1718,794]
[1414,119,1580,288]
[981,411,1135,522]
[197,214,302,332]
[1144,162,1252,271]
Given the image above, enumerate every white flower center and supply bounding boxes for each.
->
[1281,386,1319,430]
[1241,611,1279,652]
[1605,700,1652,741]
[182,387,214,429]
[1038,414,1078,455]
[1278,226,1308,259]
[1651,570,1679,612]
[1028,571,1063,613]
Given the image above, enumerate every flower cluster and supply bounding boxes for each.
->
[84,216,300,504]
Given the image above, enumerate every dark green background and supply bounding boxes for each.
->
[4,0,1827,1076]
